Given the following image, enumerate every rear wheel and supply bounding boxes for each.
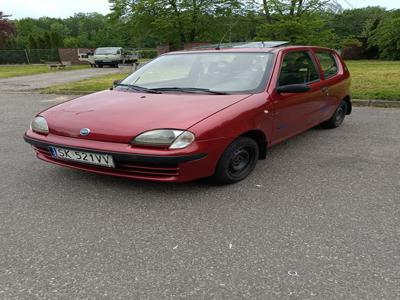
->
[321,101,348,129]
[213,137,259,184]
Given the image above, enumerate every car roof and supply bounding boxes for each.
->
[166,43,334,55]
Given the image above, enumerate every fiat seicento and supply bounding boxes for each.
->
[25,42,351,184]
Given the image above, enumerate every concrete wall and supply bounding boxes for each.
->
[58,48,94,65]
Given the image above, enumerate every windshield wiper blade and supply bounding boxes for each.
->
[115,83,162,94]
[150,87,229,95]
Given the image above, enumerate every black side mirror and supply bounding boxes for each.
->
[110,79,122,90]
[276,84,310,94]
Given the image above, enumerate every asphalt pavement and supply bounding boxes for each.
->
[0,88,399,299]
[0,67,121,91]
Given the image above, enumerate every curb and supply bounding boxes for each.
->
[352,99,400,108]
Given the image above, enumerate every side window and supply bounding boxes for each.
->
[315,51,338,79]
[278,51,319,86]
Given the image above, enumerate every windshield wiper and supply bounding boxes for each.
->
[150,87,229,95]
[115,83,162,94]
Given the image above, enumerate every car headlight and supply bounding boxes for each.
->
[132,129,195,149]
[31,116,49,134]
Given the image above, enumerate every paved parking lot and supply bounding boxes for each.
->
[0,90,399,299]
[0,67,120,91]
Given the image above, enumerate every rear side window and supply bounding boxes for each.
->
[315,51,338,79]
[278,51,320,86]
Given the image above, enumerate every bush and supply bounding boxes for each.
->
[370,15,400,60]
[137,49,158,59]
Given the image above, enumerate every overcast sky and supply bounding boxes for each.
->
[2,0,400,19]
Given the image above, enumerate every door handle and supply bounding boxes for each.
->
[321,87,329,96]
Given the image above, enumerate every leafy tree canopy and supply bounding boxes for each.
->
[1,1,400,59]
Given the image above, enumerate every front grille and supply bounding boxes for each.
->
[118,162,179,176]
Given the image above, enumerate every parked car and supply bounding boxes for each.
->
[24,42,351,184]
[93,47,139,68]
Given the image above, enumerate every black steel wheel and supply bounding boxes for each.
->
[321,101,348,129]
[213,137,259,184]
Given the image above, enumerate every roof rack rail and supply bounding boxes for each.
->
[192,41,289,50]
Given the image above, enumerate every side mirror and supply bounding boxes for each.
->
[276,84,310,94]
[110,79,122,90]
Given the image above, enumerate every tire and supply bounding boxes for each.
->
[321,101,348,129]
[213,137,259,184]
[98,64,103,68]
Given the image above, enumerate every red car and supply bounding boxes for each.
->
[24,43,351,184]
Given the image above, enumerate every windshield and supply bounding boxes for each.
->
[95,47,120,55]
[120,52,274,94]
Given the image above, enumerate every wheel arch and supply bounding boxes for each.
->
[239,130,268,160]
[343,95,352,115]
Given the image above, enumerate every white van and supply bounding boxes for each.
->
[77,49,95,67]
[93,47,139,68]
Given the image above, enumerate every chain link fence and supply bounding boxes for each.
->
[0,49,60,64]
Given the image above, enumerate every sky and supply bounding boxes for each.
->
[1,0,400,19]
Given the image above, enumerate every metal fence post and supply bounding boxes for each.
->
[24,49,30,64]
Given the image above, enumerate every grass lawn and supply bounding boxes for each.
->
[345,60,400,101]
[41,60,400,100]
[0,64,90,79]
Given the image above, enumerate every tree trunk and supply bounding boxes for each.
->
[297,0,304,15]
[189,0,199,43]
[262,0,273,24]
[289,0,297,16]
[168,0,186,47]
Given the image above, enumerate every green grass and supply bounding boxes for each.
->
[41,60,400,100]
[346,60,400,101]
[0,64,90,79]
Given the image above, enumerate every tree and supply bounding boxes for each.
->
[256,0,338,47]
[36,36,46,48]
[370,11,400,60]
[0,12,16,48]
[50,31,63,48]
[44,31,52,48]
[109,0,244,48]
[328,7,386,39]
[27,34,38,49]
[260,0,333,19]
[256,13,336,47]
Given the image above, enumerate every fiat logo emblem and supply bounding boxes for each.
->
[80,128,90,136]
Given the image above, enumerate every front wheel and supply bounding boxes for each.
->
[213,137,259,184]
[321,101,348,129]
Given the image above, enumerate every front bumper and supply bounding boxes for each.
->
[24,131,230,182]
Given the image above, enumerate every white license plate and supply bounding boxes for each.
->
[48,146,115,168]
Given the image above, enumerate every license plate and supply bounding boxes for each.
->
[48,146,115,168]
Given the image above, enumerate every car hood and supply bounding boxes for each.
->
[42,89,250,143]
